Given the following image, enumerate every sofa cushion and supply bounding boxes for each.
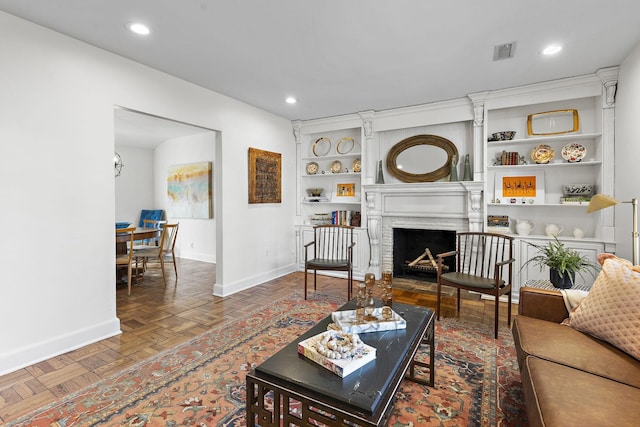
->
[512,315,640,388]
[522,356,640,427]
[567,255,640,360]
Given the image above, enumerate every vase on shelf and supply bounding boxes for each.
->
[376,160,385,184]
[449,154,458,182]
[462,154,472,181]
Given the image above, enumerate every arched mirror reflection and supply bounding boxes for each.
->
[386,135,458,182]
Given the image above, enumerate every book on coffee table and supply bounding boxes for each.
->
[298,331,376,378]
[331,307,406,334]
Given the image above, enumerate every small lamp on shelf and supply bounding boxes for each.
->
[586,194,638,265]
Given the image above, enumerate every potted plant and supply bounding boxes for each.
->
[522,237,600,289]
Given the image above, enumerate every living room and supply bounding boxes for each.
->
[1,2,640,425]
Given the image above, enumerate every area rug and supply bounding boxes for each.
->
[6,293,526,427]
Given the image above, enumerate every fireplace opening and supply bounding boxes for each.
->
[393,228,456,281]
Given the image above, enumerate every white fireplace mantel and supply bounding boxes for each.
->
[362,181,484,277]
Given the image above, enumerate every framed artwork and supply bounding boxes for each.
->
[336,183,355,197]
[248,147,281,204]
[494,171,545,204]
[167,161,213,218]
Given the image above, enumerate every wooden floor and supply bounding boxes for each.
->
[0,258,517,423]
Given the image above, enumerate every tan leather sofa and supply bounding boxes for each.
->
[512,287,640,427]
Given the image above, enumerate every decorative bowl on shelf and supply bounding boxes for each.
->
[488,131,516,141]
[306,188,324,197]
[562,184,594,197]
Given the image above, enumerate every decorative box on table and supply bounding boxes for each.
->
[331,308,407,334]
[298,331,376,378]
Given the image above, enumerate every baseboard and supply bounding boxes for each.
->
[213,263,297,297]
[0,318,122,376]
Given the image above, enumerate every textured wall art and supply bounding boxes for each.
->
[248,148,281,204]
[167,161,213,218]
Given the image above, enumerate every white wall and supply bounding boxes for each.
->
[155,132,217,262]
[615,41,640,263]
[114,146,155,225]
[0,11,296,375]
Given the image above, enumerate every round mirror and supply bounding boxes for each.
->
[386,135,458,182]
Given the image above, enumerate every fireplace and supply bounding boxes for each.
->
[393,228,456,280]
[363,181,484,278]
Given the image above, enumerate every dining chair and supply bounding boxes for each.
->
[304,224,355,300]
[115,227,136,296]
[134,223,179,286]
[134,219,166,249]
[436,232,515,339]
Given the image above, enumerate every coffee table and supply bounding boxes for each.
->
[246,300,435,427]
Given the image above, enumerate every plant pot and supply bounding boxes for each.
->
[550,269,575,289]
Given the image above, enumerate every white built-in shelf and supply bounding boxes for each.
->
[486,133,601,148]
[487,160,601,170]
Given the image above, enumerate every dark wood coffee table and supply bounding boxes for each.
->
[246,300,435,427]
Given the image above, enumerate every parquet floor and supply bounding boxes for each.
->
[0,258,517,423]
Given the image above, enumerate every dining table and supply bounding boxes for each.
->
[115,227,162,284]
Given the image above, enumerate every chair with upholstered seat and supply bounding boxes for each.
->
[115,227,136,296]
[436,232,515,338]
[304,224,355,300]
[134,223,179,286]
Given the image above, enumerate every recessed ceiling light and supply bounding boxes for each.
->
[285,97,297,104]
[543,44,562,55]
[127,22,150,36]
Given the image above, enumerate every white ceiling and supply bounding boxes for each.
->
[2,0,640,123]
[114,108,213,149]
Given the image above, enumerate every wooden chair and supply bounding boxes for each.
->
[134,223,179,286]
[436,232,515,338]
[304,224,355,300]
[115,227,136,296]
[134,219,166,249]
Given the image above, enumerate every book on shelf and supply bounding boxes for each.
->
[297,331,376,378]
[499,151,521,166]
[560,196,592,205]
[487,215,510,227]
[304,196,330,203]
[331,210,360,226]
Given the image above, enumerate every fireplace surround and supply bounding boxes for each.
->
[363,181,484,278]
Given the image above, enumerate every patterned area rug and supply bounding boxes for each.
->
[7,293,526,426]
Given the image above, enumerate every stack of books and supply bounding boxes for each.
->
[560,196,592,205]
[499,150,521,166]
[487,215,511,234]
[298,331,376,377]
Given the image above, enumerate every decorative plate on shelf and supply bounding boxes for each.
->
[531,144,555,164]
[352,158,361,173]
[306,161,319,175]
[336,137,355,154]
[561,143,586,163]
[312,137,331,156]
[330,160,343,173]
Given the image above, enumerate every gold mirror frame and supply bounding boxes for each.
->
[386,134,458,183]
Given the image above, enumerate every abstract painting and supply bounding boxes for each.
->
[167,161,213,218]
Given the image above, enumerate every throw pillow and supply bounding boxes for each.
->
[567,255,640,360]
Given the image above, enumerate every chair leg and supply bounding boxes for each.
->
[159,256,167,287]
[304,266,308,300]
[507,290,512,327]
[172,255,178,279]
[436,281,441,320]
[313,270,317,291]
[456,288,461,315]
[127,263,132,296]
[347,268,352,300]
[494,294,500,339]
